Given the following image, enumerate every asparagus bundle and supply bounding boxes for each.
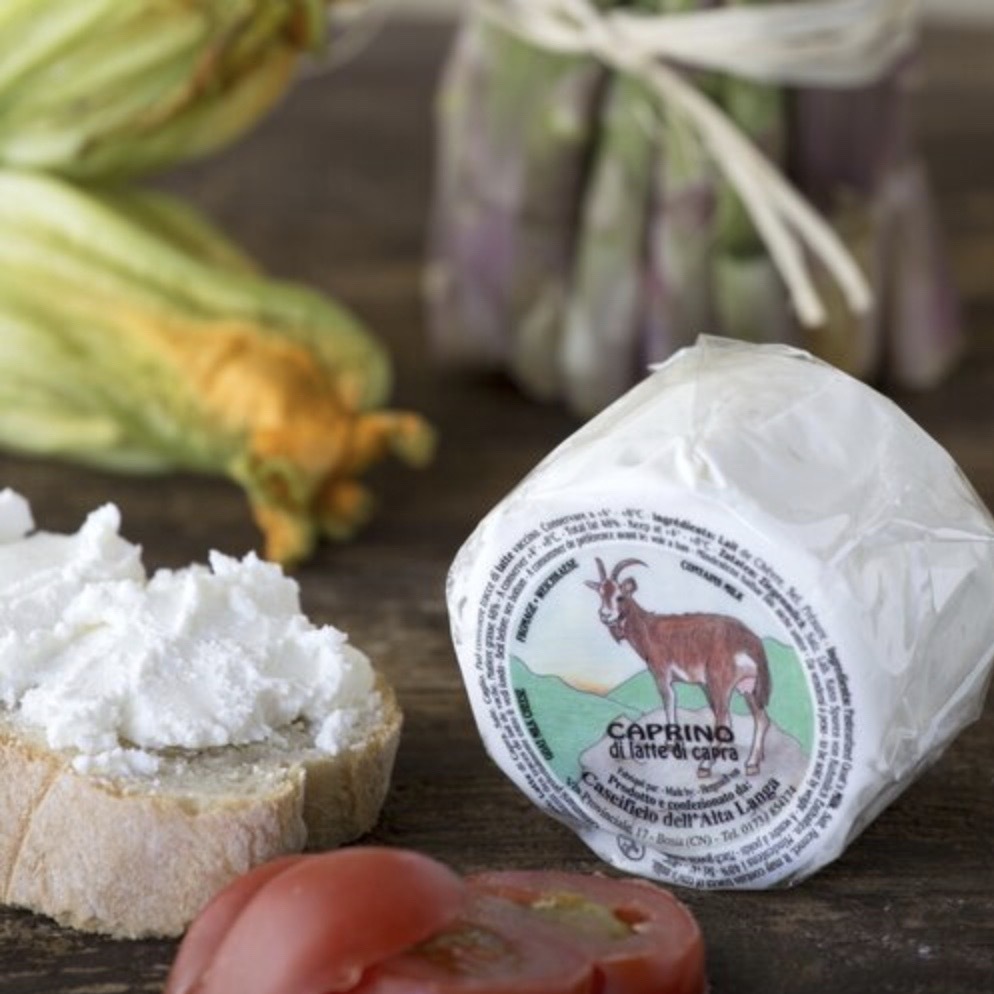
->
[0,171,433,564]
[428,0,961,413]
[0,0,333,180]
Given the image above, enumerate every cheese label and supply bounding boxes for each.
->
[473,505,856,887]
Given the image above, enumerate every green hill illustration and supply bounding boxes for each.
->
[510,639,813,785]
[510,656,640,784]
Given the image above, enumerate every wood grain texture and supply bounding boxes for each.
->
[1,21,993,994]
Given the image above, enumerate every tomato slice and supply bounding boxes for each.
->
[468,871,706,994]
[165,855,306,994]
[169,848,468,994]
[352,894,595,994]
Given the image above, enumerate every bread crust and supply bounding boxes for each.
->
[0,678,402,938]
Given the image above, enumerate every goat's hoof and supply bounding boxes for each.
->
[745,763,760,776]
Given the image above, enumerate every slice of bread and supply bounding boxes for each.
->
[0,676,401,939]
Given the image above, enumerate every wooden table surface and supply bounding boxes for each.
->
[2,19,993,994]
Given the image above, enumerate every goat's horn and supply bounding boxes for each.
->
[595,557,607,582]
[611,558,647,581]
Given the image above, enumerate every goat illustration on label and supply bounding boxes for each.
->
[584,556,772,778]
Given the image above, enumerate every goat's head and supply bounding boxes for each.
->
[584,557,647,632]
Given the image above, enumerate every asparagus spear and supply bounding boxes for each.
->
[710,0,794,347]
[786,77,886,378]
[638,0,720,368]
[790,58,961,384]
[560,0,666,416]
[879,159,963,388]
[427,4,611,398]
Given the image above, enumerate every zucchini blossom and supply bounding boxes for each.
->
[0,170,434,564]
[0,0,334,180]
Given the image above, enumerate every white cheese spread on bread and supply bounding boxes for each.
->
[0,494,379,777]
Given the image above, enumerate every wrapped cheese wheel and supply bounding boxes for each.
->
[447,337,994,888]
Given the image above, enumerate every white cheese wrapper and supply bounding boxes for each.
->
[447,336,994,888]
